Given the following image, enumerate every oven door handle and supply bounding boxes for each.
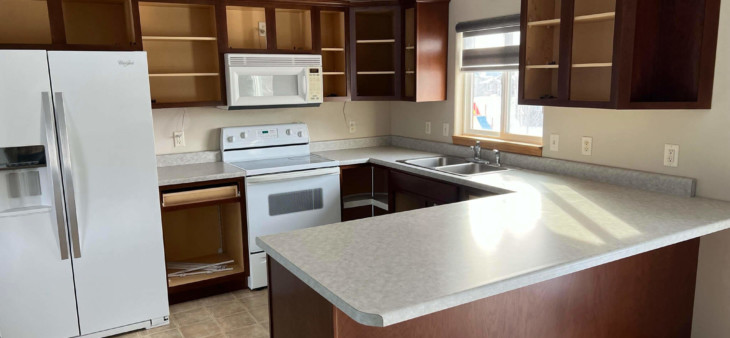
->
[246,167,339,184]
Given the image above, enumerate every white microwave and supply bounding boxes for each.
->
[224,54,323,109]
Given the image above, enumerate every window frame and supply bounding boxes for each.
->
[462,69,543,145]
[459,30,543,146]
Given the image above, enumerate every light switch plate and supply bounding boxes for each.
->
[550,134,559,152]
[173,131,185,148]
[425,122,431,135]
[442,123,449,136]
[664,144,680,167]
[581,136,592,156]
[258,22,267,36]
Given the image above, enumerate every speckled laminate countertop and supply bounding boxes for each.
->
[256,147,730,327]
[157,162,245,186]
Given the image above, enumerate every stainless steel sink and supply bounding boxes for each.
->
[399,156,509,176]
[401,156,469,168]
[435,163,508,176]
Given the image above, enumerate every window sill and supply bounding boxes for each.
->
[452,135,543,157]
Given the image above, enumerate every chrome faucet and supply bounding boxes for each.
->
[493,149,501,167]
[470,141,488,164]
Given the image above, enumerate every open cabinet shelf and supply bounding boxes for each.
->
[276,8,312,51]
[61,0,137,48]
[226,6,267,50]
[352,7,398,99]
[569,0,615,102]
[166,253,245,288]
[0,0,53,45]
[139,2,221,107]
[160,181,246,298]
[321,9,348,100]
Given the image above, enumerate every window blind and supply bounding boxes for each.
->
[457,14,521,72]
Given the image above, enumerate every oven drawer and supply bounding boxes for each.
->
[162,185,239,207]
[245,167,341,254]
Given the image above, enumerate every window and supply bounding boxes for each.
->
[457,16,543,144]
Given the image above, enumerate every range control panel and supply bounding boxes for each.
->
[221,123,309,151]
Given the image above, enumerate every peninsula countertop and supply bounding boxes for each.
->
[258,146,730,327]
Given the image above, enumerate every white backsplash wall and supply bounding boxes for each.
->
[152,101,390,154]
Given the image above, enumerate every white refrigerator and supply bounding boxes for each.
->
[0,51,169,338]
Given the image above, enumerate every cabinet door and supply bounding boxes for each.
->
[403,1,449,102]
[389,170,459,213]
[394,190,429,212]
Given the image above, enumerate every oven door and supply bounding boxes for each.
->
[245,167,341,254]
[227,66,309,107]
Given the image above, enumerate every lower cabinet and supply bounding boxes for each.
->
[340,165,496,218]
[158,178,248,303]
[388,170,459,212]
[340,164,389,221]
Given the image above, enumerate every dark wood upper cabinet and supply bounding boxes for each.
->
[402,0,449,102]
[349,6,402,100]
[519,0,721,109]
[0,0,451,105]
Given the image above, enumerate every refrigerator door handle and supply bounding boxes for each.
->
[43,92,70,261]
[54,92,82,259]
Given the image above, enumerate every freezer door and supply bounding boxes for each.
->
[47,51,169,335]
[0,50,80,337]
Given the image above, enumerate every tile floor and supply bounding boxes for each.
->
[115,289,269,338]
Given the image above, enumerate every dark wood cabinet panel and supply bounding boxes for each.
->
[402,0,449,102]
[388,170,459,212]
[519,0,720,109]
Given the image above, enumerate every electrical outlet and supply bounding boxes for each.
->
[442,123,449,136]
[173,131,185,148]
[425,122,431,135]
[581,136,592,156]
[550,134,559,152]
[258,22,267,36]
[664,144,680,167]
[348,121,357,134]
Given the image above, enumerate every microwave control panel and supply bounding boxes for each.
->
[306,68,323,103]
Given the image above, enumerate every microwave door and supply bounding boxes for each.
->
[229,67,308,106]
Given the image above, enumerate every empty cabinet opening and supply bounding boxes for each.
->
[524,68,559,100]
[570,67,611,101]
[525,25,559,67]
[62,0,135,47]
[629,0,704,103]
[355,10,395,41]
[160,185,244,289]
[0,0,52,44]
[321,10,347,98]
[275,8,312,51]
[526,0,561,23]
[139,2,221,105]
[574,0,616,17]
[226,6,267,49]
[321,11,345,49]
[357,74,395,97]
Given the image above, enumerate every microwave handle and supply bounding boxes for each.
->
[301,69,309,100]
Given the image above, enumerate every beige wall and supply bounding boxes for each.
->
[543,2,730,336]
[152,101,390,154]
[389,0,730,336]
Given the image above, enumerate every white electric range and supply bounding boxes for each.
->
[222,123,341,289]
